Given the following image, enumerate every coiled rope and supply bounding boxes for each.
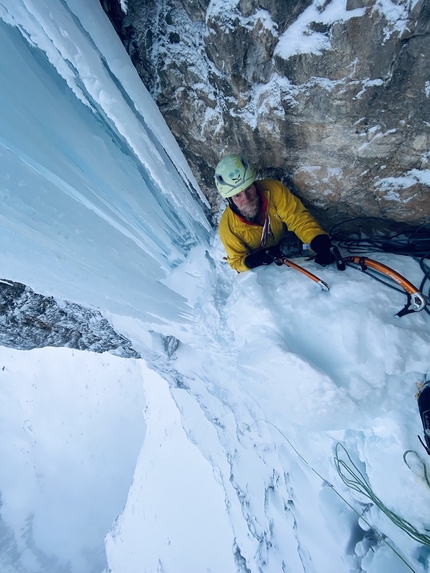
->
[334,443,430,546]
[403,450,430,489]
[244,419,430,573]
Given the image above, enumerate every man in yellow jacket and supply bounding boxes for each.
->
[216,154,334,272]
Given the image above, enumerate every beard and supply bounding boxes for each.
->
[237,196,261,221]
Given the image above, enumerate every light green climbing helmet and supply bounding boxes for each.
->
[214,154,257,198]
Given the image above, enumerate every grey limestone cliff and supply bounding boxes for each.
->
[0,280,140,357]
[101,0,430,229]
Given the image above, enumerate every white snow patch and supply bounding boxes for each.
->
[298,165,322,174]
[0,346,145,573]
[207,3,278,36]
[358,128,397,151]
[327,167,342,177]
[242,9,278,34]
[382,190,402,201]
[372,0,419,41]
[231,73,299,129]
[275,0,365,60]
[376,169,430,192]
[106,363,236,573]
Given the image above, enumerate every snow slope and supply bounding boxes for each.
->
[0,1,430,573]
[108,241,430,573]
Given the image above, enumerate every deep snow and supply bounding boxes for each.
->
[0,1,430,573]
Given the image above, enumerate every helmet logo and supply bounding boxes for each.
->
[229,169,241,183]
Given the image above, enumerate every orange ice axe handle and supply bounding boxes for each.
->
[344,256,427,316]
[280,258,330,292]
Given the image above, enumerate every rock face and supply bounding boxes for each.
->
[101,0,430,229]
[0,280,140,357]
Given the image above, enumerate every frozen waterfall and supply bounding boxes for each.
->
[1,3,430,573]
[0,0,210,325]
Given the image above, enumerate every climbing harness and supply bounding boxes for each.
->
[278,232,304,259]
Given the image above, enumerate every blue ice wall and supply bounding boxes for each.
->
[0,0,210,324]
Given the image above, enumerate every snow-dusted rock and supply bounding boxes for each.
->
[0,280,140,357]
[103,0,430,227]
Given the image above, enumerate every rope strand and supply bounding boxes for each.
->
[244,420,421,573]
[335,443,430,546]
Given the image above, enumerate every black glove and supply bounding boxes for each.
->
[245,245,283,269]
[310,234,336,266]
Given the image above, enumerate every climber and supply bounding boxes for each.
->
[215,154,335,272]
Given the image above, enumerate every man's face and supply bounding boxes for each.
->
[231,184,260,219]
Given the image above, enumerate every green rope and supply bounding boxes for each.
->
[335,443,430,547]
[244,420,422,573]
[403,450,430,489]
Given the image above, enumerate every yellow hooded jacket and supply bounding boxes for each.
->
[219,179,327,272]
